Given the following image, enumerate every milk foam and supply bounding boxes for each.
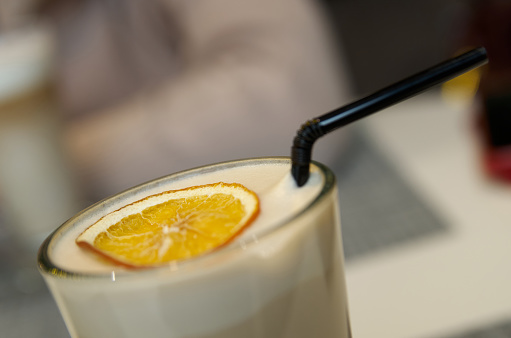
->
[50,161,324,274]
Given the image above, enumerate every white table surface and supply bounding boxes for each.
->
[344,91,511,338]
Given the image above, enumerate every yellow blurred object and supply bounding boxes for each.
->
[441,65,482,107]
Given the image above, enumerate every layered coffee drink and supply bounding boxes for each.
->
[39,158,351,337]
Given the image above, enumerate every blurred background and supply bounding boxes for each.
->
[1,0,511,337]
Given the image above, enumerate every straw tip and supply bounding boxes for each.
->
[292,163,310,187]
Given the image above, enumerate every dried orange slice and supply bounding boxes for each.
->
[76,182,259,268]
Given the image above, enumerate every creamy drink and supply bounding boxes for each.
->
[38,158,351,338]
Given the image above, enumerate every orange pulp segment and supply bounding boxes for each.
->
[76,182,260,268]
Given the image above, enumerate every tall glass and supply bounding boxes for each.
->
[38,158,351,338]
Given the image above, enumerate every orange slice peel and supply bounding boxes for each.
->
[76,182,260,269]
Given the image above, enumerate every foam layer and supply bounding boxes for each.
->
[49,160,324,274]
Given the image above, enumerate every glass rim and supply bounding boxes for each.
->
[37,157,336,280]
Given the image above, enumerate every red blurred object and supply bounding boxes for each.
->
[465,0,511,183]
[476,111,511,183]
[484,148,511,182]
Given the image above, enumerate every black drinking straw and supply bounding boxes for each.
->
[291,47,488,186]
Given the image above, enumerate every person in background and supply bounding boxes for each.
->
[40,0,351,201]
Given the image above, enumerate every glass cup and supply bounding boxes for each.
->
[38,158,351,338]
